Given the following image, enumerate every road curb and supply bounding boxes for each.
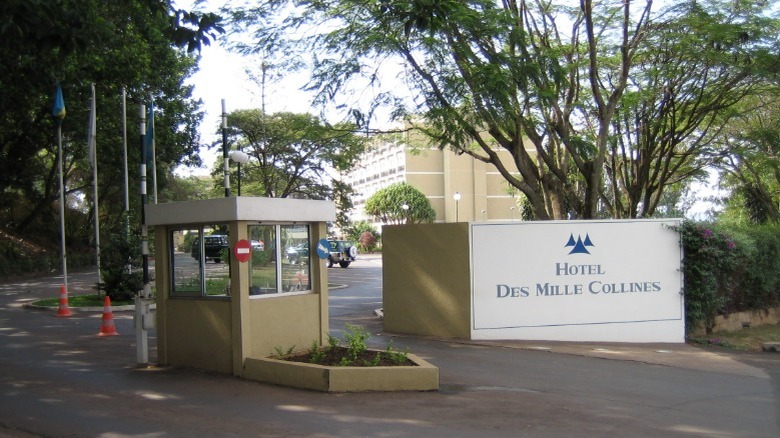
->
[23,303,152,312]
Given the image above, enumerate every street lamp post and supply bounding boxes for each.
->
[453,192,461,222]
[228,150,250,196]
[401,203,409,224]
[222,99,229,197]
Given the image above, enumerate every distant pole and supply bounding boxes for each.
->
[222,99,230,197]
[454,192,461,222]
[89,83,101,284]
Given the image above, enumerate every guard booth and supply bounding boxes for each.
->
[146,197,334,377]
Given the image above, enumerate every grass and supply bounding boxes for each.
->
[33,294,135,308]
[687,324,780,351]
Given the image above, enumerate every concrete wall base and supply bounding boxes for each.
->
[690,306,780,336]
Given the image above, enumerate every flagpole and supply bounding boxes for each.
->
[88,83,101,285]
[57,116,68,295]
[121,87,129,214]
[137,104,150,365]
[139,104,149,296]
[53,85,68,295]
[147,98,157,204]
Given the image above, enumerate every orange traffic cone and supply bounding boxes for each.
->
[98,296,119,336]
[55,285,72,317]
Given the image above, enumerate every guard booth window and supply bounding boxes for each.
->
[169,225,230,298]
[249,223,311,295]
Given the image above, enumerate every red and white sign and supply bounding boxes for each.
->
[234,239,251,263]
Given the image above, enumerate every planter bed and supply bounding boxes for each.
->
[243,351,439,392]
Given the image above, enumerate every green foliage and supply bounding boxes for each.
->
[230,0,780,220]
[721,224,780,311]
[343,323,369,363]
[97,217,144,301]
[0,229,93,278]
[34,294,133,308]
[0,0,219,255]
[251,248,271,266]
[345,221,380,251]
[679,221,780,335]
[308,340,326,364]
[272,345,296,359]
[716,94,780,224]
[300,326,412,367]
[384,339,410,365]
[223,110,367,200]
[364,182,436,224]
[327,333,340,350]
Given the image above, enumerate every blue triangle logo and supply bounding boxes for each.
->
[565,233,594,255]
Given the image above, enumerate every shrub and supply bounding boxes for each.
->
[97,221,144,301]
[358,231,377,253]
[679,221,741,335]
[346,221,381,250]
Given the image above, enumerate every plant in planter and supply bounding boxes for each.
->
[244,324,438,392]
[278,325,414,367]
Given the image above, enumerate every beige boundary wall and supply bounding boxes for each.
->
[383,223,472,339]
[383,220,686,343]
[690,307,780,337]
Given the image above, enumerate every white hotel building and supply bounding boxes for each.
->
[342,134,526,227]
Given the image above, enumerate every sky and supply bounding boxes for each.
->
[179,44,316,176]
[174,1,315,176]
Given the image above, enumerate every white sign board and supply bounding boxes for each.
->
[470,220,684,343]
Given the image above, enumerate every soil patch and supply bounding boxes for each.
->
[283,346,417,367]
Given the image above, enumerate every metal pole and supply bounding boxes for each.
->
[222,99,230,197]
[89,84,101,285]
[57,123,68,294]
[137,104,150,365]
[121,87,129,213]
[139,104,149,294]
[149,97,157,204]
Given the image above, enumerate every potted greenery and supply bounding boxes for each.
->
[243,325,439,392]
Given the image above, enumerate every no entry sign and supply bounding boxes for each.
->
[234,239,251,263]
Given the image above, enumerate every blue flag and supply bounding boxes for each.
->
[52,85,66,124]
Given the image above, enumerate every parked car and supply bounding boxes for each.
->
[328,240,357,268]
[251,240,264,251]
[191,235,229,263]
[286,242,309,265]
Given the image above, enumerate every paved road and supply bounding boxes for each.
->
[1,255,779,437]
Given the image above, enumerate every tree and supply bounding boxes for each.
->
[715,92,780,224]
[223,110,367,199]
[231,0,779,220]
[0,0,223,244]
[364,182,435,225]
[606,1,780,218]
